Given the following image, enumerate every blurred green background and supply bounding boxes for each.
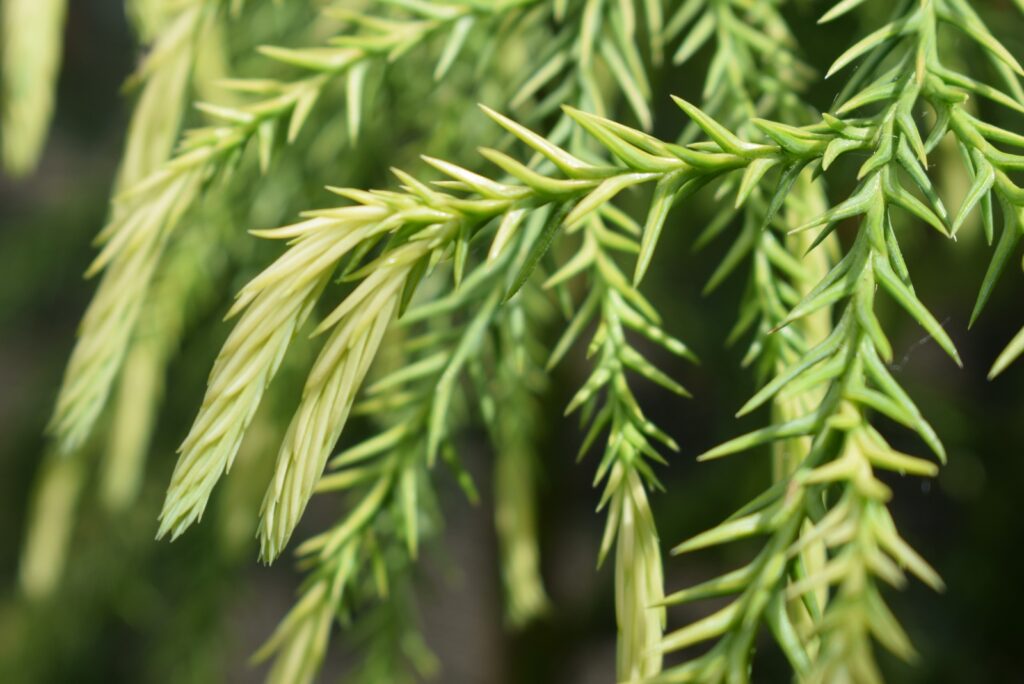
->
[2,1,1024,682]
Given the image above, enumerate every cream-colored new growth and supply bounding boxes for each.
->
[159,211,390,540]
[258,236,437,560]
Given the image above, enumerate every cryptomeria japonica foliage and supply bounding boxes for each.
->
[5,0,1024,681]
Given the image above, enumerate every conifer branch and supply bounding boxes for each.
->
[551,212,696,680]
[116,0,219,191]
[100,0,229,511]
[159,97,748,680]
[674,3,842,665]
[507,0,690,667]
[15,0,1024,680]
[102,217,227,510]
[18,448,86,599]
[253,205,548,680]
[344,583,438,684]
[165,0,689,670]
[483,291,553,627]
[48,0,538,456]
[1,0,66,175]
[509,0,664,132]
[654,0,1024,678]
